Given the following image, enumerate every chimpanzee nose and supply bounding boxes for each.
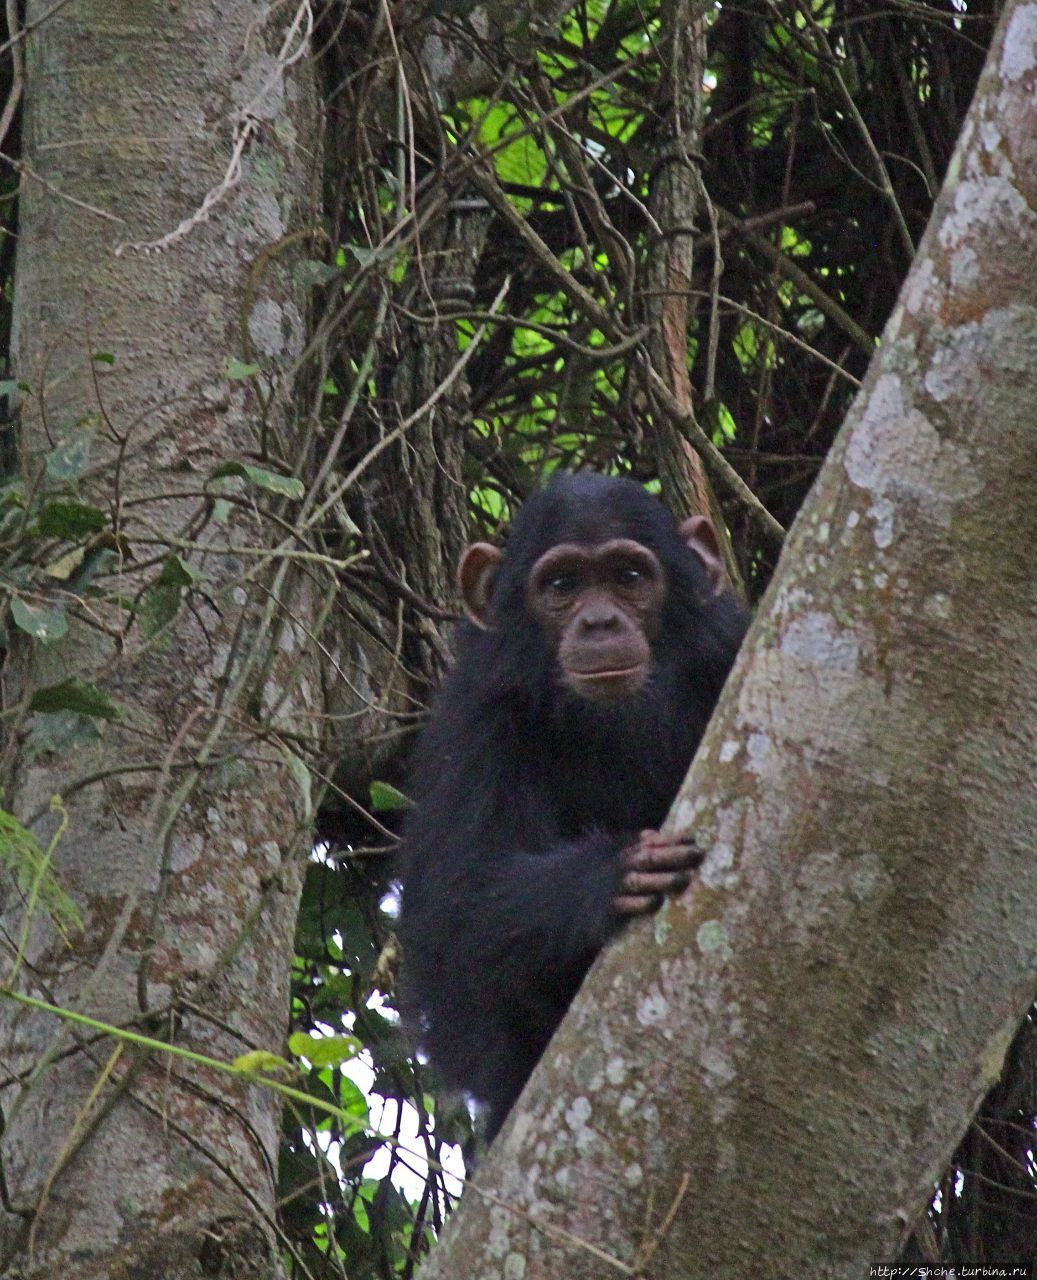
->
[577,600,620,632]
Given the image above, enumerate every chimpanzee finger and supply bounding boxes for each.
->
[613,892,664,916]
[638,828,679,844]
[625,839,702,873]
[620,869,693,898]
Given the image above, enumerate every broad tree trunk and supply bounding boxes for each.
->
[421,3,1037,1275]
[0,4,319,1276]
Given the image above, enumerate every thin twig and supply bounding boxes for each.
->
[719,205,874,354]
[643,360,786,549]
[0,0,23,155]
[1,152,124,223]
[302,275,512,530]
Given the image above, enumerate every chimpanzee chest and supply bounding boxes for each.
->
[546,729,690,840]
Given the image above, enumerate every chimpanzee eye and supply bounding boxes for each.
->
[546,572,578,594]
[615,566,643,586]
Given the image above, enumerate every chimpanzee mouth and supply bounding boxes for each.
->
[566,665,648,704]
[569,665,645,685]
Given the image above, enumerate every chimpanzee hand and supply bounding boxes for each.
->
[613,830,703,916]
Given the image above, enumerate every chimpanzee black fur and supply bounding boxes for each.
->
[399,473,749,1139]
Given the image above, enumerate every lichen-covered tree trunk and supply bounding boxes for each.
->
[0,4,319,1276]
[421,3,1037,1276]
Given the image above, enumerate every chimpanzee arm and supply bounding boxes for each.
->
[400,831,622,1110]
[404,827,700,990]
[468,835,626,969]
[401,825,700,1138]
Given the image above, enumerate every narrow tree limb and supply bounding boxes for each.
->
[718,206,875,354]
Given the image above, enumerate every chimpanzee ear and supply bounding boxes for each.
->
[679,515,726,594]
[458,543,504,628]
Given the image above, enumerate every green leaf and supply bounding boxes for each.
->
[29,678,120,720]
[138,554,201,639]
[10,599,68,644]
[369,780,412,812]
[138,583,182,640]
[156,553,200,588]
[210,461,305,500]
[289,1032,362,1069]
[43,546,87,581]
[0,478,25,508]
[346,244,379,268]
[479,102,549,192]
[226,359,261,380]
[335,1076,370,1123]
[0,804,81,933]
[37,500,107,539]
[295,863,381,976]
[279,1141,329,1234]
[25,710,102,759]
[45,435,91,482]
[295,258,341,288]
[233,1049,295,1076]
[66,545,116,594]
[91,352,116,365]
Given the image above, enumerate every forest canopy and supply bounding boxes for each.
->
[0,0,1032,1277]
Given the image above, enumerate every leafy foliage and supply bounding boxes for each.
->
[284,854,466,1277]
[0,801,81,940]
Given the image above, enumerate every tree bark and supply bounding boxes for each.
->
[0,3,319,1276]
[645,0,739,584]
[419,1,1037,1275]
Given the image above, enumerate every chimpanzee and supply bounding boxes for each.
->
[398,473,749,1140]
